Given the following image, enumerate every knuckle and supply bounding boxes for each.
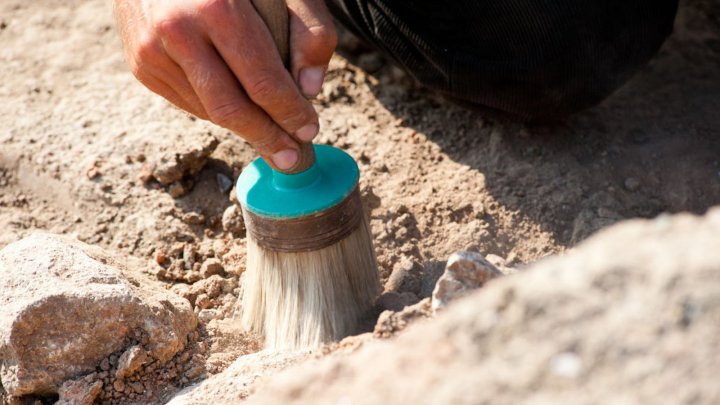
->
[153,10,189,41]
[245,73,288,105]
[300,24,338,53]
[133,32,162,62]
[208,102,248,128]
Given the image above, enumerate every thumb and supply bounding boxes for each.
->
[287,0,338,98]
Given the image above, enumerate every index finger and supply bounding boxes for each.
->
[200,0,320,142]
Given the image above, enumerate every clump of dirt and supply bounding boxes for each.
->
[373,298,433,339]
[91,330,207,404]
[143,133,219,198]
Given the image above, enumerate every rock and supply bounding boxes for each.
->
[128,381,145,394]
[113,379,125,393]
[373,298,432,338]
[115,346,148,380]
[200,275,225,299]
[151,134,219,185]
[215,173,233,194]
[221,205,245,235]
[200,258,224,278]
[238,209,720,405]
[384,256,422,295]
[56,374,103,405]
[166,350,308,404]
[137,162,154,184]
[184,365,205,381]
[195,294,211,310]
[171,283,194,304]
[181,212,205,225]
[186,271,202,284]
[168,181,187,198]
[198,309,219,323]
[0,233,197,397]
[183,244,197,270]
[431,251,503,311]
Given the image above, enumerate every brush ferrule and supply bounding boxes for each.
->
[242,187,364,252]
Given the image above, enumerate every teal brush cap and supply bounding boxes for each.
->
[236,144,359,218]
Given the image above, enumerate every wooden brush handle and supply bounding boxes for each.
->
[252,0,316,174]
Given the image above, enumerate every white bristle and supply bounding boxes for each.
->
[241,218,379,350]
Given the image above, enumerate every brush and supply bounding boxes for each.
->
[236,0,380,350]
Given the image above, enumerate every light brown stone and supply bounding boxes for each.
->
[0,233,197,397]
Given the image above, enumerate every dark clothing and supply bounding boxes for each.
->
[326,0,679,121]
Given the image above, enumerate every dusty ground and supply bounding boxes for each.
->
[0,0,718,403]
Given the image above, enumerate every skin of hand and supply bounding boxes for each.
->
[114,0,337,171]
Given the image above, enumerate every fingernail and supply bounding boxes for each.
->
[299,67,324,98]
[272,149,298,170]
[295,123,319,142]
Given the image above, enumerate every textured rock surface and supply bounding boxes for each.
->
[0,233,197,397]
[374,298,432,338]
[221,205,245,235]
[56,374,103,405]
[238,209,720,404]
[166,350,307,404]
[115,346,148,380]
[151,133,219,185]
[431,251,504,311]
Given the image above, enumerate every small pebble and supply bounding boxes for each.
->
[198,309,219,323]
[129,381,145,394]
[138,163,153,184]
[186,271,202,284]
[221,205,245,234]
[195,294,211,310]
[181,212,206,225]
[432,251,503,312]
[183,244,197,269]
[200,258,224,278]
[113,379,125,393]
[85,160,101,180]
[154,249,167,265]
[184,365,204,380]
[115,346,148,380]
[168,181,186,198]
[216,173,233,194]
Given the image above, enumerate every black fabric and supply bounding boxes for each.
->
[326,0,679,121]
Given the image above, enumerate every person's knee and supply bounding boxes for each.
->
[458,62,638,123]
[327,0,678,121]
[444,4,679,121]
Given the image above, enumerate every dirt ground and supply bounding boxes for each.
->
[1,0,718,403]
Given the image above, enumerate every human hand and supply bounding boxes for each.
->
[114,0,337,171]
